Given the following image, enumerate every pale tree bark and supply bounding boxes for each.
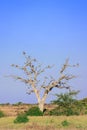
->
[10,52,79,112]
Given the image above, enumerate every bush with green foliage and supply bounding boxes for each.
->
[61,120,70,127]
[0,110,5,118]
[49,106,80,116]
[13,102,23,106]
[52,91,79,107]
[14,113,29,123]
[49,107,63,116]
[65,108,80,116]
[26,106,43,116]
[85,111,87,114]
[50,91,82,116]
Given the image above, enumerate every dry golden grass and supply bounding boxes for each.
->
[0,104,54,116]
[0,115,87,130]
[0,104,30,116]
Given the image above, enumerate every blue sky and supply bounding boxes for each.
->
[0,0,87,104]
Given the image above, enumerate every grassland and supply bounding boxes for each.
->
[0,115,87,130]
[0,104,87,130]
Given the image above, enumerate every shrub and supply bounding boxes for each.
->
[49,106,80,116]
[14,113,29,123]
[0,110,5,118]
[26,106,43,116]
[61,120,70,127]
[49,108,63,116]
[64,108,80,116]
[13,102,23,106]
[85,111,87,114]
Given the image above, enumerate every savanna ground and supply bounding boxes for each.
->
[0,115,87,130]
[0,104,87,130]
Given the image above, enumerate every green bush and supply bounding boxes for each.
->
[14,113,29,123]
[49,108,63,116]
[61,120,70,127]
[0,110,5,118]
[13,102,23,106]
[26,106,43,116]
[65,108,80,116]
[85,111,87,114]
[49,107,80,116]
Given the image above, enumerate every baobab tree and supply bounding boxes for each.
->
[10,52,78,112]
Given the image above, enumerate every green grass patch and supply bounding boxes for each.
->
[14,113,29,123]
[0,110,5,117]
[61,120,70,127]
[0,115,87,129]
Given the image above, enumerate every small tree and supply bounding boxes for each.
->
[51,90,80,116]
[10,52,78,112]
[52,90,79,107]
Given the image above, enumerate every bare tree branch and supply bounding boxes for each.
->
[9,52,78,112]
[60,58,69,73]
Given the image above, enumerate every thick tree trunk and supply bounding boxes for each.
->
[38,92,48,112]
[38,100,44,112]
[35,89,46,112]
[38,98,45,112]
